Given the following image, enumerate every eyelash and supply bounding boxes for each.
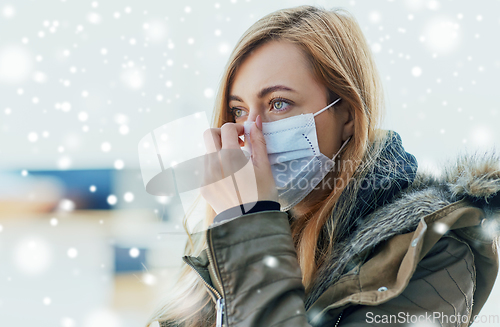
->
[228,97,293,119]
[269,97,292,112]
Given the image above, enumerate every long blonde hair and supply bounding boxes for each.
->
[146,5,389,327]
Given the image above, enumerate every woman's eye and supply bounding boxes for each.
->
[230,108,246,119]
[228,98,292,120]
[271,98,292,112]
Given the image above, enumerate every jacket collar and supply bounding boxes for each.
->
[332,130,419,235]
[304,131,500,309]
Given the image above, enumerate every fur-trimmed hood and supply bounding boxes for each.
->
[304,131,500,309]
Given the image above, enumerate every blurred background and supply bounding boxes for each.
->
[0,0,499,326]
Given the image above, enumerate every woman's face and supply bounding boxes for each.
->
[228,39,354,163]
[228,39,354,212]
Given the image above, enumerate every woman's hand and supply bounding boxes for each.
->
[201,115,277,222]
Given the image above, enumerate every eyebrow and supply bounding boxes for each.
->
[229,85,296,102]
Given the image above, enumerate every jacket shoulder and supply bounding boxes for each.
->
[337,233,476,326]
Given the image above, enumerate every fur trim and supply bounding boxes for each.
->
[305,148,500,309]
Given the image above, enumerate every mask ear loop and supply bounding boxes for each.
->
[336,136,351,158]
[329,135,352,171]
[313,97,342,117]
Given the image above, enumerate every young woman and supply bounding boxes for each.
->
[147,5,500,327]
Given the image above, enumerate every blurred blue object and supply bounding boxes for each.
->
[2,168,173,221]
[114,245,148,273]
[23,169,114,210]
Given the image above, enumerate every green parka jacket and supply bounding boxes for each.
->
[161,133,500,327]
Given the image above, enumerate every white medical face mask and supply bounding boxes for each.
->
[243,97,351,212]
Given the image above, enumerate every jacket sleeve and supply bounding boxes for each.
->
[208,201,281,227]
[206,209,314,326]
[336,232,476,327]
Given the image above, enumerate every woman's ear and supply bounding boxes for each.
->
[340,105,355,141]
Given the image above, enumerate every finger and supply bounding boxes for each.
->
[203,128,222,154]
[220,123,244,149]
[202,128,224,188]
[220,123,249,178]
[233,155,259,207]
[202,150,224,187]
[250,115,271,169]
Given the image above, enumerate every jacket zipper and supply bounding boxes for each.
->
[183,256,221,303]
[182,256,224,326]
[216,298,225,327]
[334,310,344,327]
[207,228,226,327]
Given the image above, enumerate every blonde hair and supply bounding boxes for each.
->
[146,4,389,327]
